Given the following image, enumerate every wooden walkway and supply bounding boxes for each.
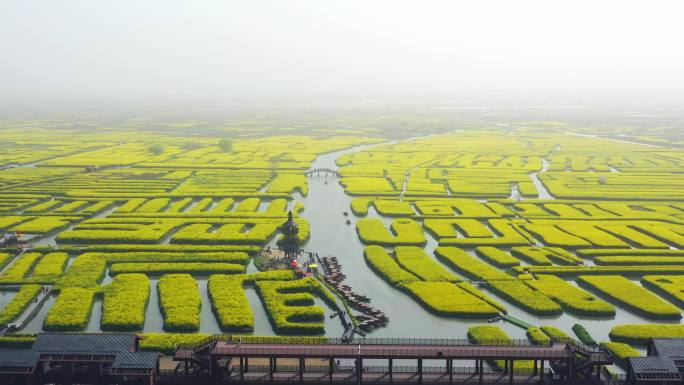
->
[174,338,611,384]
[213,342,570,360]
[228,370,553,384]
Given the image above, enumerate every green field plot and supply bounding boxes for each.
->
[363,246,419,285]
[526,327,550,345]
[57,216,301,245]
[510,247,582,265]
[0,216,33,231]
[12,216,81,233]
[515,265,684,277]
[595,256,684,265]
[413,199,503,218]
[518,219,684,249]
[170,222,280,244]
[520,222,593,248]
[0,252,43,284]
[435,247,513,281]
[486,280,562,315]
[171,171,272,194]
[540,172,684,200]
[539,326,570,340]
[577,248,684,258]
[601,342,641,366]
[109,262,245,275]
[255,278,331,335]
[44,288,97,331]
[425,218,493,238]
[26,252,69,283]
[578,275,681,320]
[266,173,309,196]
[356,218,426,246]
[610,324,684,344]
[372,200,415,216]
[401,281,500,318]
[56,251,249,288]
[102,274,150,331]
[0,285,41,326]
[57,218,184,244]
[0,253,15,270]
[350,198,372,216]
[208,275,254,332]
[641,275,684,308]
[394,246,459,282]
[524,275,615,316]
[436,219,530,247]
[339,177,397,195]
[158,274,201,332]
[474,247,520,267]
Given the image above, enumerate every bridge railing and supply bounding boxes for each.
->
[550,336,607,354]
[219,336,551,347]
[344,338,549,347]
[304,168,339,176]
[179,335,568,351]
[214,346,569,359]
[235,365,555,376]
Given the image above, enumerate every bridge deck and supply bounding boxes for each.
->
[213,342,571,360]
[228,371,550,383]
[304,168,339,176]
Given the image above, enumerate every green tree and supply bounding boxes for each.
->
[218,138,233,152]
[149,144,164,155]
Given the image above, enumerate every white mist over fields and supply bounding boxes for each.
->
[0,0,683,107]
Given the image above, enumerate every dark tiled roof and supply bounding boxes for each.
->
[629,356,682,381]
[630,356,679,374]
[0,349,39,369]
[652,339,684,360]
[0,333,157,373]
[112,351,159,370]
[32,333,136,354]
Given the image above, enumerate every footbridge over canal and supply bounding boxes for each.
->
[304,168,339,177]
[173,336,613,385]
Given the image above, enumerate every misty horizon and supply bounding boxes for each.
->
[1,0,684,109]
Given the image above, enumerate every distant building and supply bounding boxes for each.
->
[0,333,159,385]
[627,338,684,384]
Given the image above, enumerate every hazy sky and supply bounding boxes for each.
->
[1,0,683,107]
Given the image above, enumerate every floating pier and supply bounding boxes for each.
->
[317,254,388,334]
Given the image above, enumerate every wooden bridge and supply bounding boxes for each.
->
[304,168,339,177]
[173,336,613,384]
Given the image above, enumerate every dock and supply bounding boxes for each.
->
[316,254,388,334]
